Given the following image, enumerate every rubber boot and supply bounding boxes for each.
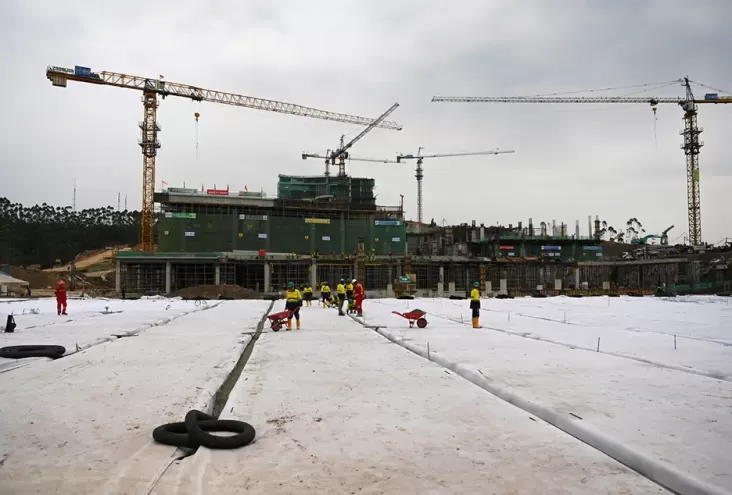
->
[473,317,480,329]
[296,320,301,330]
[287,319,292,331]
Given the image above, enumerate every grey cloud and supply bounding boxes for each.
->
[1,0,729,242]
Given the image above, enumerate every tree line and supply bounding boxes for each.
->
[0,198,140,268]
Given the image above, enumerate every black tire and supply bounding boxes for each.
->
[0,345,66,359]
[417,318,428,328]
[397,295,414,300]
[449,295,466,300]
[152,409,255,450]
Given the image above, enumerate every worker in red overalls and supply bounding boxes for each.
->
[55,280,68,316]
[353,278,365,317]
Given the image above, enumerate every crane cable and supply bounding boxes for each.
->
[194,111,200,162]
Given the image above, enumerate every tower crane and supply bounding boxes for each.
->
[302,103,400,177]
[46,65,402,251]
[432,77,732,246]
[396,148,515,223]
[302,153,399,185]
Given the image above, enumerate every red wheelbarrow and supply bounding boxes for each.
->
[392,309,428,328]
[267,309,296,332]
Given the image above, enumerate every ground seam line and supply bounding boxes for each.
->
[408,306,730,383]
[348,312,729,495]
[142,301,274,495]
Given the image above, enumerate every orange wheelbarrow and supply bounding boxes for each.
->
[392,309,428,328]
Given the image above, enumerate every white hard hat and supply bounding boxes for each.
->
[352,279,357,283]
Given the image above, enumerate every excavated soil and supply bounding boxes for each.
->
[170,284,261,300]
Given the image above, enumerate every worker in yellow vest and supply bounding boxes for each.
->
[285,281,302,330]
[336,278,346,316]
[470,281,481,328]
[320,282,331,308]
[302,282,313,306]
[345,280,354,302]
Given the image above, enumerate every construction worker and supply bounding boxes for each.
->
[353,278,365,317]
[302,282,313,306]
[336,278,346,316]
[285,281,302,330]
[320,281,331,308]
[55,280,68,316]
[345,279,354,303]
[470,281,481,328]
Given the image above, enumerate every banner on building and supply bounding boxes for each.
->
[582,245,603,251]
[165,212,196,219]
[305,218,331,225]
[322,235,331,241]
[168,187,198,195]
[499,245,514,250]
[374,220,401,226]
[239,214,268,221]
[206,189,229,196]
[184,231,195,237]
[257,233,268,239]
[391,237,401,242]
[541,245,561,251]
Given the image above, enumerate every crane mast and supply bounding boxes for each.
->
[396,149,515,224]
[433,78,732,246]
[46,65,402,251]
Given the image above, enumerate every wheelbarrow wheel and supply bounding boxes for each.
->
[271,322,282,332]
[416,318,428,328]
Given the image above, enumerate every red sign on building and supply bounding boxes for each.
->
[499,245,515,250]
[206,189,229,196]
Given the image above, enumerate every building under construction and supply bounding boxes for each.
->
[115,176,731,297]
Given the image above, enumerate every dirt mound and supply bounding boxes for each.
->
[170,285,261,300]
[6,266,62,289]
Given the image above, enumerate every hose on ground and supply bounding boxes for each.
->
[152,409,255,449]
[0,345,66,359]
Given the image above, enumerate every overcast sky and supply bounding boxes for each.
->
[2,0,730,243]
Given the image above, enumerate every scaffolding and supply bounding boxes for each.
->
[120,263,166,295]
[316,262,354,287]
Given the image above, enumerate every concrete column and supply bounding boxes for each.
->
[438,265,445,297]
[574,268,580,289]
[165,261,171,294]
[310,259,317,288]
[386,283,393,296]
[387,265,393,286]
[264,262,271,293]
[554,279,562,291]
[485,281,492,294]
[602,281,611,290]
[214,264,221,286]
[448,282,456,296]
[115,260,121,294]
[499,279,507,295]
